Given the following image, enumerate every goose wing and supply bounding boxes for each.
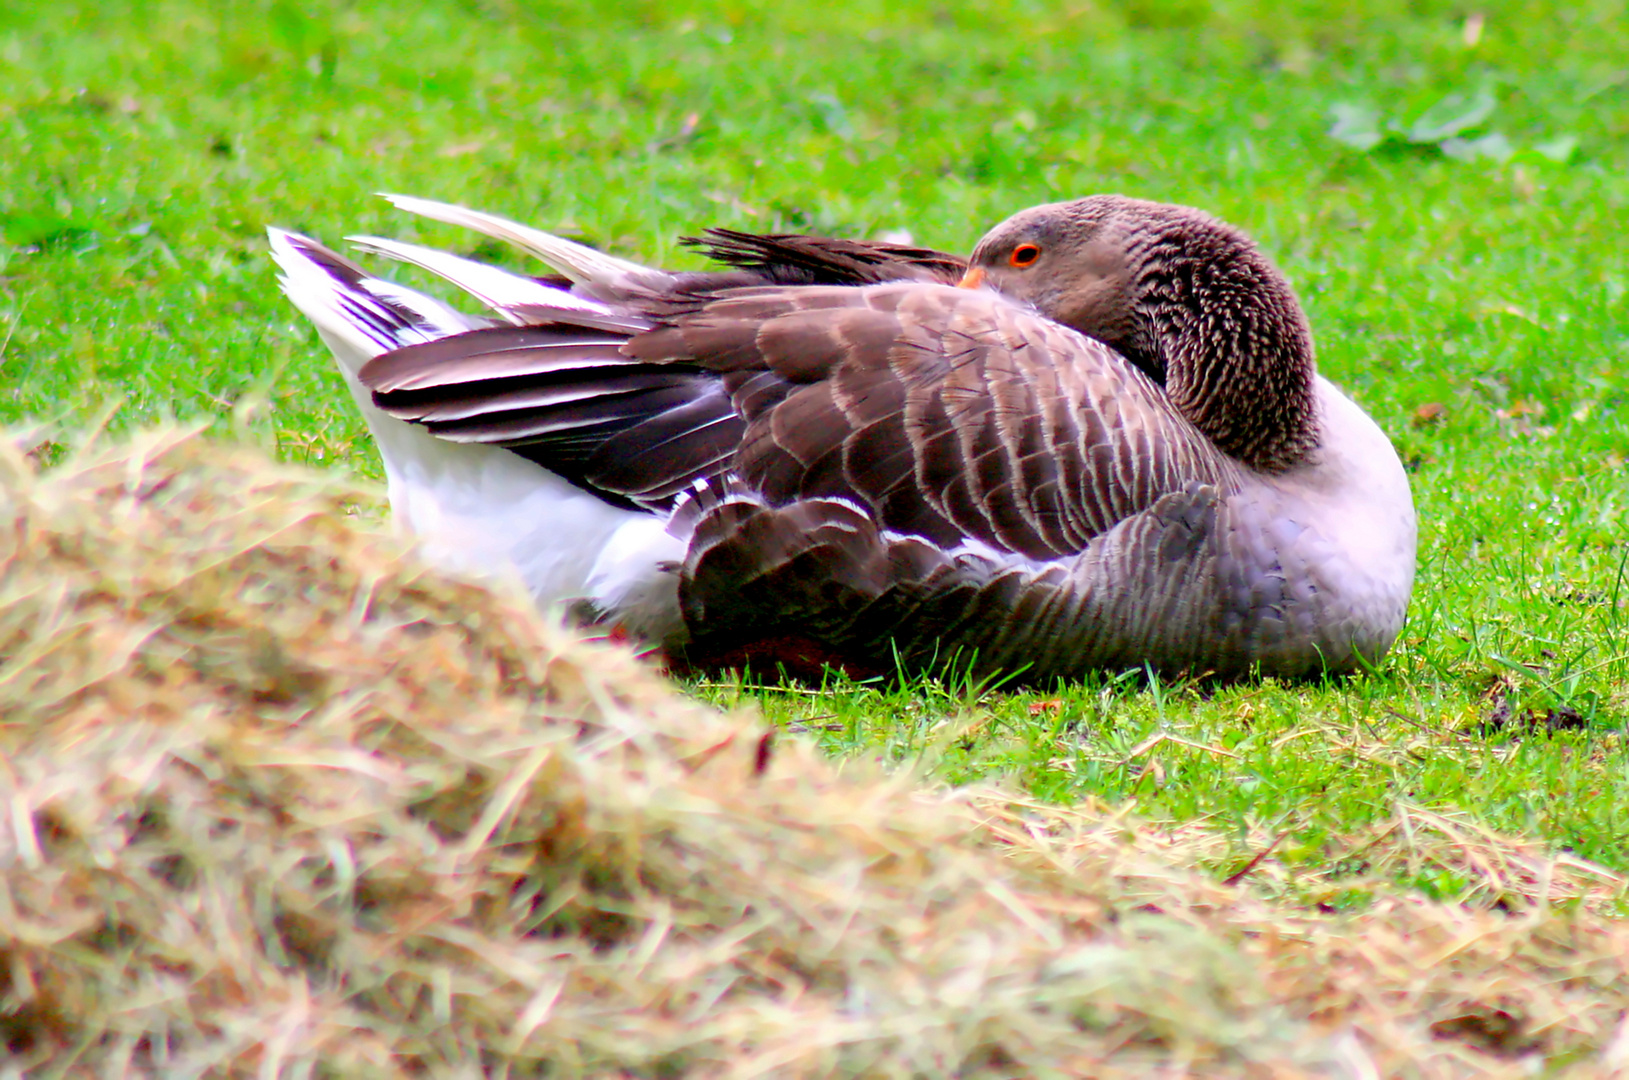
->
[359,324,737,511]
[629,282,1242,557]
[361,280,1240,558]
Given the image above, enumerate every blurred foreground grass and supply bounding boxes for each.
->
[13,428,1629,1077]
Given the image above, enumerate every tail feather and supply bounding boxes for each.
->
[380,193,674,296]
[267,227,478,377]
[347,232,655,334]
[346,234,624,326]
[267,224,685,635]
[361,278,485,339]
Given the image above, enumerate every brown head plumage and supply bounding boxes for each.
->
[966,195,1319,472]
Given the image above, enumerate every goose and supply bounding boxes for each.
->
[268,194,1416,682]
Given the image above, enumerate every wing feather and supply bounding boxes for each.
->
[655,282,1241,558]
[680,228,967,286]
[356,276,1237,550]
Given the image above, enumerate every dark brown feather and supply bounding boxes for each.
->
[363,327,636,392]
[680,228,967,286]
[646,282,1239,560]
[432,384,701,443]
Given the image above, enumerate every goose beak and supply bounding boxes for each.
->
[957,266,986,289]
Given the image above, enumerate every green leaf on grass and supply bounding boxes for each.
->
[1441,132,1514,163]
[807,92,854,140]
[1405,89,1496,143]
[1533,135,1579,163]
[1329,103,1384,151]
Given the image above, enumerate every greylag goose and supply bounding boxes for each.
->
[268,194,1416,682]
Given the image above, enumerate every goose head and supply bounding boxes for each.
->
[962,195,1319,473]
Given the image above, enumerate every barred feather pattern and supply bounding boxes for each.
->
[623,284,1241,553]
[677,469,1402,682]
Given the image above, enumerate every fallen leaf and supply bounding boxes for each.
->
[1028,698,1064,716]
[1328,103,1383,151]
[1411,402,1446,426]
[1441,131,1513,163]
[1461,13,1485,47]
[1431,1008,1543,1058]
[1406,89,1496,144]
[1474,691,1587,736]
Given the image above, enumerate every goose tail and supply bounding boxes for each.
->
[379,193,676,298]
[266,226,481,383]
[266,226,687,640]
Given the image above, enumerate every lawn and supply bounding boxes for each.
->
[4,0,1628,899]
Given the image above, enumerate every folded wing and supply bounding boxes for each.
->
[363,278,1240,558]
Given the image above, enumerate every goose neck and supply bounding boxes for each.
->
[1140,253,1320,473]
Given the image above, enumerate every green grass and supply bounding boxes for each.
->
[5,0,1628,895]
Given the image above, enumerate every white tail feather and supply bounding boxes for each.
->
[358,278,482,338]
[346,234,617,325]
[380,193,673,293]
[267,227,473,373]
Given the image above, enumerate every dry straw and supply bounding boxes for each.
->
[2,427,1628,1078]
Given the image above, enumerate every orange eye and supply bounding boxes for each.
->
[1009,244,1041,268]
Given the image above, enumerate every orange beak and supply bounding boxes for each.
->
[957,266,986,289]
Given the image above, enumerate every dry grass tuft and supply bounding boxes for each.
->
[3,428,1629,1078]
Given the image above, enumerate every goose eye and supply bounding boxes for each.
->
[1009,244,1042,268]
